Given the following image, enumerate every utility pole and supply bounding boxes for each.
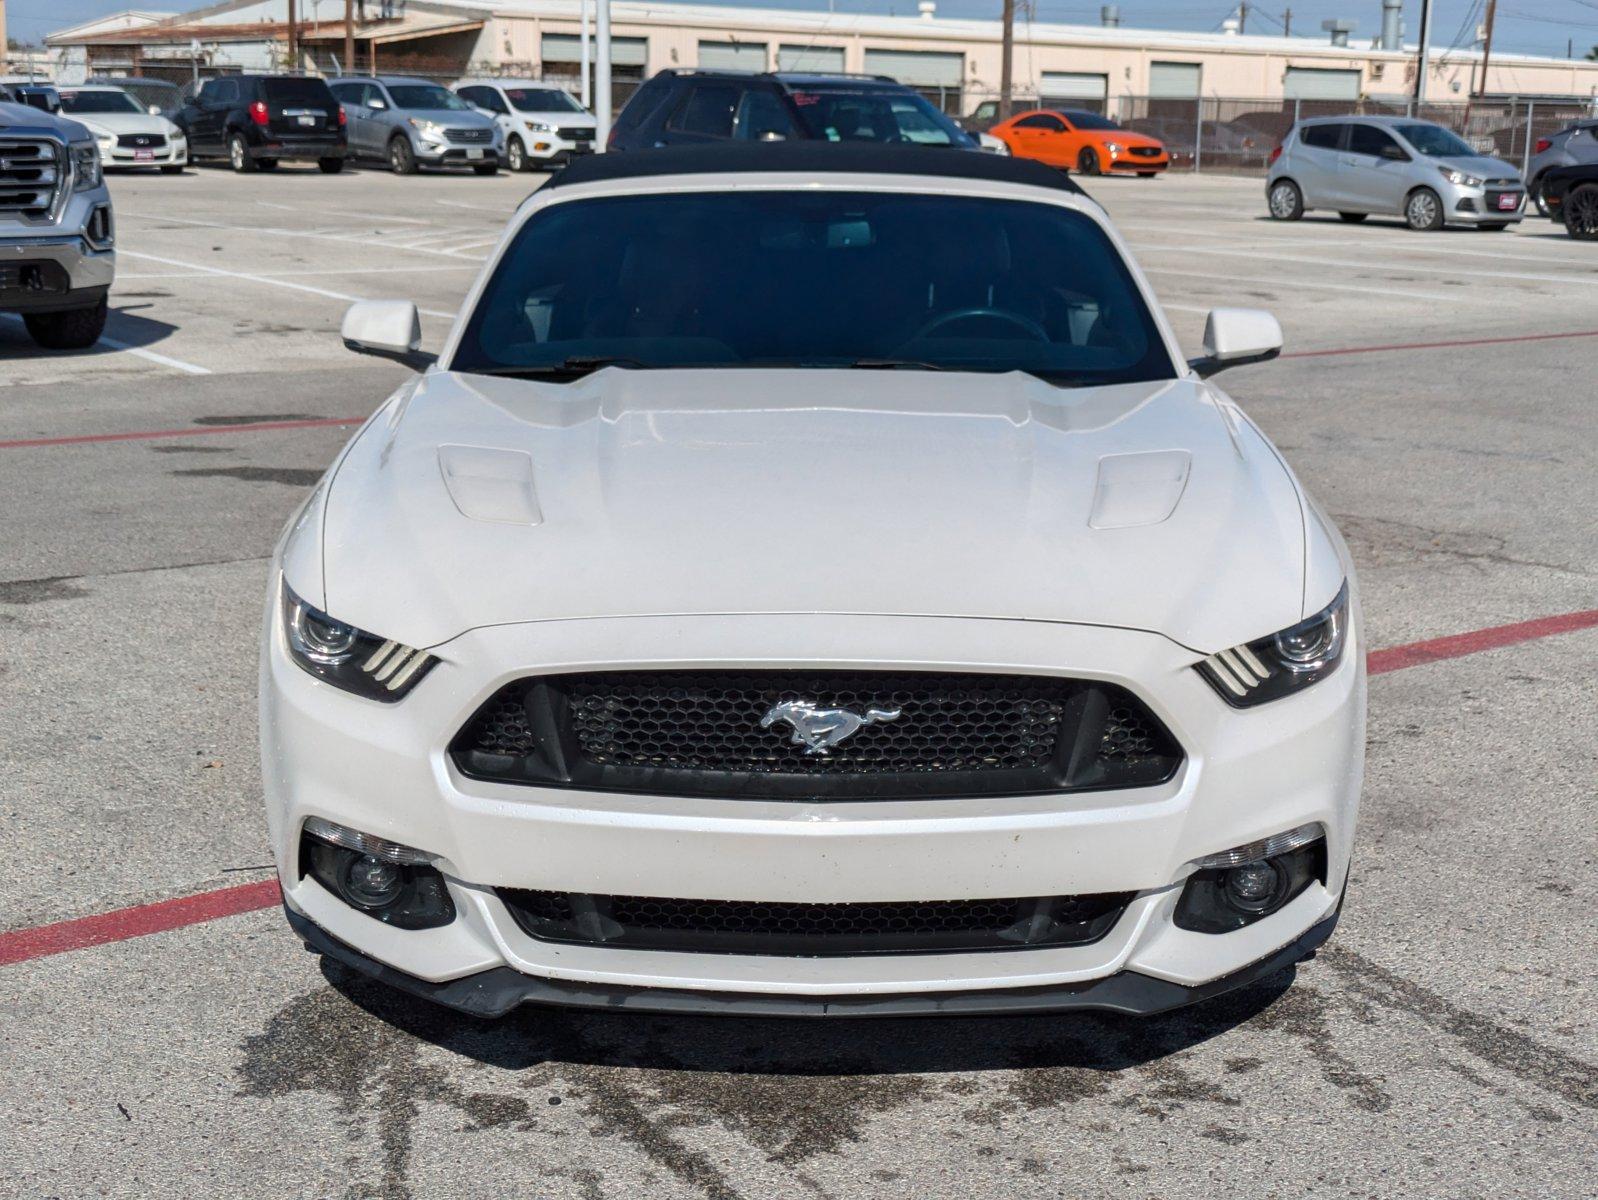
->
[1476,0,1497,98]
[287,0,298,70]
[344,0,353,78]
[595,0,611,149]
[1282,7,1291,37]
[1413,0,1433,104]
[1238,2,1247,35]
[999,0,1015,118]
[580,0,591,107]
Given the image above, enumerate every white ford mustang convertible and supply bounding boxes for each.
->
[261,144,1363,1018]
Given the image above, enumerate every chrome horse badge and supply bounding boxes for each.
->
[759,699,903,756]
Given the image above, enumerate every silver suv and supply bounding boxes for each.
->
[1267,116,1525,231]
[328,76,501,175]
[0,99,116,349]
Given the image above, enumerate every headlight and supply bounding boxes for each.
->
[1197,582,1349,707]
[525,120,554,133]
[281,584,436,701]
[1438,166,1484,188]
[407,118,444,140]
[1103,141,1123,154]
[70,142,102,191]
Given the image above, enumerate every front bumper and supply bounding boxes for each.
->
[1108,153,1169,173]
[417,140,501,167]
[98,141,187,168]
[0,231,115,313]
[1442,181,1525,224]
[263,608,1362,1009]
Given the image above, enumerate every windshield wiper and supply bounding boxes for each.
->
[468,356,654,379]
[844,358,949,372]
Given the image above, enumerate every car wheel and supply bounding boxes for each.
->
[388,136,417,175]
[506,137,527,172]
[1564,183,1598,239]
[1076,146,1101,176]
[229,133,256,174]
[1338,212,1368,223]
[159,164,184,175]
[318,157,345,174]
[22,296,108,350]
[1267,179,1303,220]
[1405,187,1444,231]
[472,162,498,176]
[1530,174,1550,217]
[257,157,279,171]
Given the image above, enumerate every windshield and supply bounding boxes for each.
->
[452,191,1174,387]
[789,90,973,147]
[61,90,143,115]
[1393,122,1477,158]
[388,84,471,111]
[1062,110,1119,131]
[506,88,585,113]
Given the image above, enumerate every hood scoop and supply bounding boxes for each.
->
[438,445,542,526]
[1089,450,1191,529]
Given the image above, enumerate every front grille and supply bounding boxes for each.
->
[498,888,1135,956]
[452,669,1183,800]
[0,138,62,220]
[1128,146,1162,158]
[0,260,69,295]
[445,127,493,144]
[556,126,593,141]
[116,133,166,149]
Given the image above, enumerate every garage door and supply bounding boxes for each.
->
[542,34,647,67]
[1149,61,1201,98]
[778,44,845,73]
[699,41,768,72]
[862,49,963,88]
[1284,67,1361,101]
[1040,72,1107,101]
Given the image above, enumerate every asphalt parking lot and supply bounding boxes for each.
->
[2,161,1595,1199]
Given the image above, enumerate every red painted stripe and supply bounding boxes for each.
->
[1283,328,1598,361]
[0,879,280,968]
[1368,608,1598,676]
[4,607,1598,968]
[0,416,363,450]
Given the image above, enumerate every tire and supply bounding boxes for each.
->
[1337,212,1368,223]
[257,157,278,171]
[1530,174,1549,217]
[228,133,256,174]
[318,157,345,174]
[473,162,498,176]
[506,136,527,172]
[1564,183,1598,239]
[1076,146,1101,176]
[159,164,183,175]
[388,136,417,175]
[1267,179,1304,220]
[23,296,108,350]
[1404,187,1445,231]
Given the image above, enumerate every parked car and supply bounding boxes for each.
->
[269,142,1361,1020]
[454,79,594,172]
[1536,162,1598,238]
[958,97,1039,134]
[88,75,184,118]
[329,76,501,174]
[609,70,978,151]
[1122,116,1263,165]
[174,74,345,173]
[0,79,61,113]
[0,94,116,348]
[1267,116,1525,231]
[58,84,187,173]
[1527,120,1598,215]
[989,108,1169,176]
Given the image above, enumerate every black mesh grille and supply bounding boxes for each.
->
[451,670,1182,800]
[1128,146,1162,158]
[498,889,1134,956]
[116,133,167,148]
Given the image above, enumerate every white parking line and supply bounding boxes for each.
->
[255,200,436,225]
[0,314,211,375]
[119,250,458,318]
[1116,218,1585,267]
[1131,240,1598,289]
[1140,264,1460,302]
[1160,301,1215,314]
[119,264,480,280]
[434,197,521,212]
[117,210,490,263]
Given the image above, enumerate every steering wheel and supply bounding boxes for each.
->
[912,307,1050,343]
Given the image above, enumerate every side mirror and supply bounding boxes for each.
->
[367,97,387,110]
[1187,308,1282,379]
[340,300,435,370]
[471,104,495,118]
[1380,144,1409,161]
[148,103,162,115]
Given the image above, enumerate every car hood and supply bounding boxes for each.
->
[315,369,1309,653]
[521,111,595,126]
[410,107,496,127]
[1109,131,1165,150]
[1436,153,1521,180]
[71,111,174,136]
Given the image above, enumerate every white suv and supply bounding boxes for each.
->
[454,79,595,171]
[265,145,1363,1018]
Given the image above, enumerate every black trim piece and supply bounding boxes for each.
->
[284,903,1340,1020]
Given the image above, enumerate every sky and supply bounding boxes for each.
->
[10,0,1598,60]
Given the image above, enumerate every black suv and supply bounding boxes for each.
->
[608,71,976,152]
[175,75,346,173]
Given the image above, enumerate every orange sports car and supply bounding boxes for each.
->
[989,108,1170,176]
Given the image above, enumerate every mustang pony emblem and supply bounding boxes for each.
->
[759,699,903,756]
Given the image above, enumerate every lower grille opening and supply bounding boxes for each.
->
[497,889,1135,956]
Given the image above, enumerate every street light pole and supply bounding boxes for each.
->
[580,0,591,108]
[1413,0,1433,104]
[344,0,353,79]
[595,0,611,150]
[999,0,1014,119]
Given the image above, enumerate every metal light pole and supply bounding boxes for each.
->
[999,0,1015,119]
[580,0,591,108]
[595,0,611,150]
[1413,0,1433,105]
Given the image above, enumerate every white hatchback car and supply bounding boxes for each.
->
[454,79,596,171]
[264,144,1363,1019]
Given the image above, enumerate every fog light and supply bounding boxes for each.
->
[1175,829,1327,934]
[299,819,456,929]
[340,854,403,909]
[534,142,551,151]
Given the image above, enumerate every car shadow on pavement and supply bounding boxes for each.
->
[317,955,1299,1078]
[0,303,181,358]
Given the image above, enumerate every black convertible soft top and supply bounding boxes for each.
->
[544,143,1086,196]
